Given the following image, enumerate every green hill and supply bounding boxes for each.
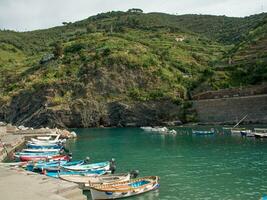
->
[0,11,266,127]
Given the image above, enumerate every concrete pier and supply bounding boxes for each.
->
[0,165,86,200]
[0,124,86,200]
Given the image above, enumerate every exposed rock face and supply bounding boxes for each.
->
[1,87,182,128]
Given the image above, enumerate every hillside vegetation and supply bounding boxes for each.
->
[0,10,266,127]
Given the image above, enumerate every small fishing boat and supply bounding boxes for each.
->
[21,148,61,153]
[30,135,66,144]
[89,176,160,200]
[192,129,215,135]
[254,128,267,138]
[231,128,251,136]
[18,154,70,162]
[62,161,111,172]
[45,169,107,178]
[28,160,84,172]
[27,143,62,149]
[60,173,130,186]
[15,151,59,157]
[33,134,59,141]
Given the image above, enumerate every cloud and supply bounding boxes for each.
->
[0,0,266,31]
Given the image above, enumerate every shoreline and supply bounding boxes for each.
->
[0,124,86,200]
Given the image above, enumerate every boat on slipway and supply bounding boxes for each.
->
[89,176,160,200]
[18,154,70,162]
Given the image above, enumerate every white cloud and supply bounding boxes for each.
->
[0,0,266,31]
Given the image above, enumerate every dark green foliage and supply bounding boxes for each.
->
[53,41,63,58]
[0,10,266,104]
[65,43,86,53]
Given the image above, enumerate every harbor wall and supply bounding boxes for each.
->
[192,94,267,124]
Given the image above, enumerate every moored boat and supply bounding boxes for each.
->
[45,169,107,178]
[60,173,131,186]
[192,129,215,135]
[27,143,63,149]
[89,176,160,200]
[62,161,111,172]
[28,159,85,172]
[254,128,267,138]
[19,154,70,162]
[21,148,61,153]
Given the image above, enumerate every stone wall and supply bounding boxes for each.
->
[192,94,267,124]
[192,84,267,100]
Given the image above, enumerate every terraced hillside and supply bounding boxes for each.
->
[0,11,266,127]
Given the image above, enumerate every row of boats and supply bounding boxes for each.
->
[230,128,267,138]
[141,127,177,135]
[12,134,160,199]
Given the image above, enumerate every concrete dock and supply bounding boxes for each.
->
[0,165,86,200]
[0,124,86,200]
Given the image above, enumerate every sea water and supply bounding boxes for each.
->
[66,126,267,200]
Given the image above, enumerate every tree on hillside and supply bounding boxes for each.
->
[53,42,63,58]
[86,24,97,33]
[127,8,143,13]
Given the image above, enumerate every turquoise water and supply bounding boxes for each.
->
[66,127,267,200]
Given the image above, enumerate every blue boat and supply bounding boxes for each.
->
[192,129,215,135]
[62,161,111,171]
[45,169,107,178]
[15,151,59,156]
[34,160,85,172]
[27,143,62,149]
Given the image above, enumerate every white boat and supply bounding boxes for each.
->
[89,176,160,200]
[253,128,267,138]
[35,134,58,141]
[169,130,177,135]
[21,148,61,153]
[30,135,65,144]
[141,127,169,133]
[60,173,131,187]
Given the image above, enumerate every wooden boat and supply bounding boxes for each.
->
[192,129,215,135]
[62,161,110,171]
[19,154,70,162]
[45,169,107,178]
[89,176,160,200]
[60,173,130,185]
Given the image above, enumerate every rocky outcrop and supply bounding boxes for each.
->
[1,86,182,128]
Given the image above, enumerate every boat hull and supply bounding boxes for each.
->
[19,155,69,162]
[60,173,130,185]
[62,161,110,171]
[90,176,159,200]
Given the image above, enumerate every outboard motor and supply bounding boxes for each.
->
[110,158,116,164]
[130,170,140,179]
[110,164,116,174]
[68,152,72,161]
[85,157,90,163]
[63,146,69,153]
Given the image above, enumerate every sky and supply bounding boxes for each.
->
[0,0,266,31]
